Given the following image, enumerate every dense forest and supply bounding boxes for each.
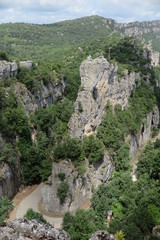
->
[0,16,160,240]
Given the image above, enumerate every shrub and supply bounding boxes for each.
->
[0,196,13,225]
[57,172,66,181]
[24,208,47,224]
[57,182,69,204]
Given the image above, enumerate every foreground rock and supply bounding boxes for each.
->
[89,231,115,240]
[68,56,139,138]
[0,219,70,240]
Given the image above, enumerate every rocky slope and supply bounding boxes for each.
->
[0,219,70,240]
[68,56,139,138]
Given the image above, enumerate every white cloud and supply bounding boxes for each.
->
[96,0,160,22]
[0,0,160,23]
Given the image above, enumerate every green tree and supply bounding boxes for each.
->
[0,196,13,225]
[57,182,69,204]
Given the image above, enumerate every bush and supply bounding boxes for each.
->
[57,182,69,204]
[83,135,104,163]
[57,172,66,181]
[0,52,9,61]
[24,208,47,224]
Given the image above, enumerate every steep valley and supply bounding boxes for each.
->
[0,17,160,240]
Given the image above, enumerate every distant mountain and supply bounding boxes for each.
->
[1,15,160,61]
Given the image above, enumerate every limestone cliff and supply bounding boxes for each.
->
[126,106,159,159]
[0,219,70,240]
[41,151,114,215]
[68,56,139,138]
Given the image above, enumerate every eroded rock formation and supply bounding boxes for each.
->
[68,56,139,138]
[0,219,70,240]
[41,151,114,215]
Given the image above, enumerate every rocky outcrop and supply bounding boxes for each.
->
[68,56,139,138]
[0,60,18,79]
[126,106,159,159]
[89,231,115,240]
[0,219,70,240]
[14,79,66,115]
[0,162,20,198]
[41,151,114,215]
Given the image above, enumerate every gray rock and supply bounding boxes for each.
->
[0,219,70,240]
[41,151,114,215]
[89,231,115,240]
[68,56,139,138]
[0,61,18,79]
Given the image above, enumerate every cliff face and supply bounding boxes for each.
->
[0,162,20,198]
[127,107,159,159]
[14,79,65,115]
[0,219,70,240]
[0,59,66,115]
[42,151,114,215]
[68,56,139,138]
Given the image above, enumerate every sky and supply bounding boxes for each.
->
[0,0,160,24]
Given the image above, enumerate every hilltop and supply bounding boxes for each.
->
[1,15,160,61]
